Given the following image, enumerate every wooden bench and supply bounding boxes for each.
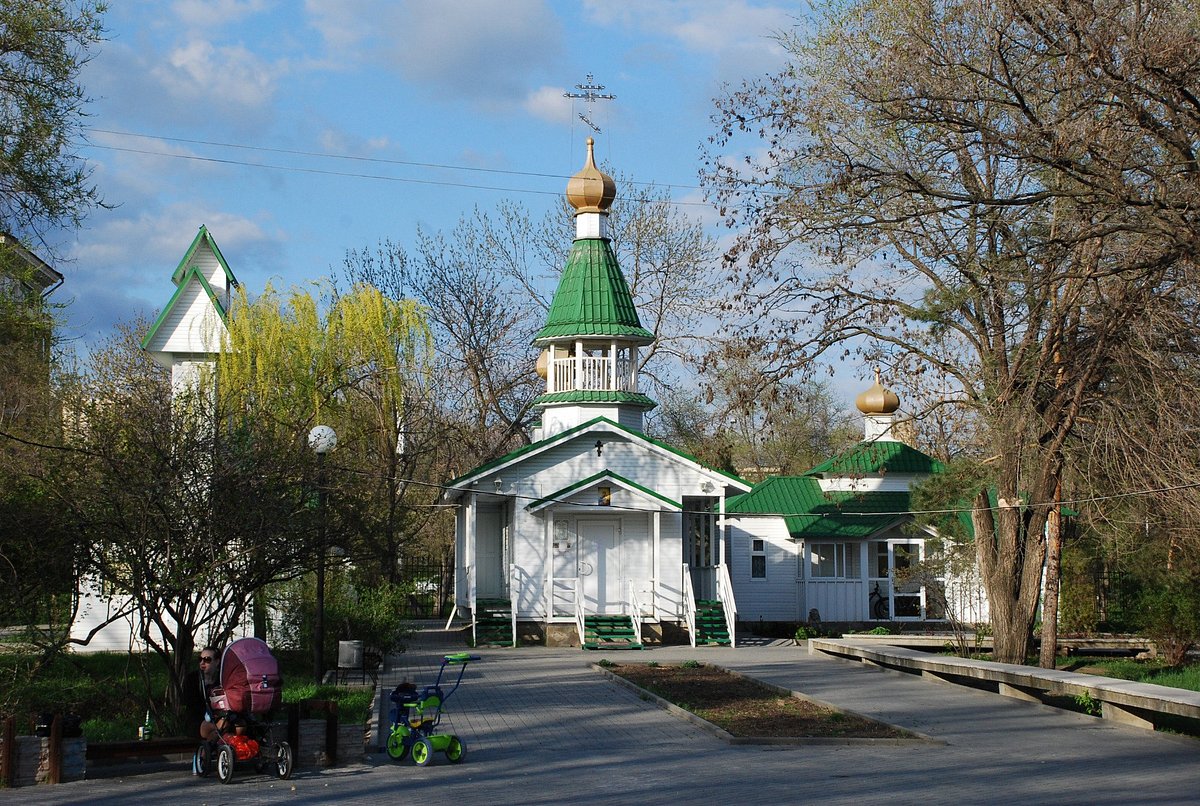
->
[809,637,1200,732]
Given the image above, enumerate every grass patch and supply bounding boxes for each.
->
[605,662,911,739]
[1059,656,1200,692]
[282,683,374,724]
[0,649,374,740]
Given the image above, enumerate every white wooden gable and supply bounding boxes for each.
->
[141,226,239,376]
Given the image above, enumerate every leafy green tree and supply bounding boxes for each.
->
[704,0,1200,664]
[0,0,105,245]
[58,320,316,707]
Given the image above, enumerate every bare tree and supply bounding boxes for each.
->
[704,0,1200,663]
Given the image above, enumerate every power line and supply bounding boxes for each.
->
[83,128,713,204]
[89,127,572,181]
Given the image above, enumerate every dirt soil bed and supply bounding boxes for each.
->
[607,663,910,739]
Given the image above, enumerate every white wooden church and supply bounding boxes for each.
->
[444,140,987,648]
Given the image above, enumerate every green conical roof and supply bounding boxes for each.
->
[534,238,654,344]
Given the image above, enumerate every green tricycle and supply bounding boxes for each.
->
[386,653,480,766]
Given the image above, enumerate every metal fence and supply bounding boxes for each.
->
[396,554,454,618]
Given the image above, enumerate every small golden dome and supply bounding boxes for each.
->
[855,370,900,414]
[566,137,616,214]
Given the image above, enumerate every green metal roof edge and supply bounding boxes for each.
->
[805,440,946,477]
[171,225,239,288]
[141,266,229,351]
[532,390,657,409]
[533,238,654,344]
[445,416,750,492]
[527,470,681,512]
[726,477,916,538]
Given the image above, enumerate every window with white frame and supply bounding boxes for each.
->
[751,538,766,579]
[809,542,861,579]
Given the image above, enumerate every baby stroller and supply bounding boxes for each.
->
[386,653,479,766]
[195,637,294,783]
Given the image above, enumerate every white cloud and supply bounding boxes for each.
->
[304,0,377,55]
[156,40,280,109]
[524,86,572,125]
[304,0,564,106]
[87,37,284,134]
[171,0,274,29]
[582,0,796,80]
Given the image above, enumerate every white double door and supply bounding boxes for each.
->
[578,520,622,614]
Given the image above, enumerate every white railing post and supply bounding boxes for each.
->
[681,563,697,648]
[626,579,643,646]
[574,578,585,647]
[510,564,519,648]
[717,563,737,648]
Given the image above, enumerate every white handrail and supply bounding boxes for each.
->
[681,563,697,648]
[509,564,519,648]
[716,562,737,649]
[574,578,586,647]
[626,579,644,646]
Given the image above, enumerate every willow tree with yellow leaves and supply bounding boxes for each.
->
[218,283,436,580]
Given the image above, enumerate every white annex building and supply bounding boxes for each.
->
[445,140,987,649]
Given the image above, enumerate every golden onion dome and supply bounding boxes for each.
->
[855,370,900,415]
[566,137,616,214]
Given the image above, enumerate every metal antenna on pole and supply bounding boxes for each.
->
[564,73,615,134]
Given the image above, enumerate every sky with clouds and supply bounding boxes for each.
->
[57,0,807,358]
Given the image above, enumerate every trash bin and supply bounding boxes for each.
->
[337,640,363,682]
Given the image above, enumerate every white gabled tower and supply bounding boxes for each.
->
[140,225,238,395]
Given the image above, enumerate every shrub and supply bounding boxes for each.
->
[795,625,826,642]
[1135,575,1200,667]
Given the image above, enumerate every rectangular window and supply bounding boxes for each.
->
[810,543,861,579]
[751,538,766,579]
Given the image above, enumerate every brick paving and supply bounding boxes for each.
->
[9,623,1200,805]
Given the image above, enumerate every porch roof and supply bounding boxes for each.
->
[527,470,681,512]
[726,476,913,539]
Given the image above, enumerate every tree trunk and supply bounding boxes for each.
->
[1039,482,1063,669]
[975,488,1046,664]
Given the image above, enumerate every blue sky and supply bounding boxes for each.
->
[55,1,806,352]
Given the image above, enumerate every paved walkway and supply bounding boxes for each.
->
[10,624,1200,804]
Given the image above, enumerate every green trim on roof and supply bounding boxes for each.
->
[534,238,654,344]
[527,470,681,512]
[171,225,238,288]
[444,416,749,492]
[532,390,657,409]
[727,476,914,539]
[806,440,945,477]
[140,266,229,351]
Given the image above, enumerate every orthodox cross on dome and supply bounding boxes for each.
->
[564,73,616,134]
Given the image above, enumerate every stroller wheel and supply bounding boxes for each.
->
[275,741,294,780]
[445,736,465,764]
[411,737,434,767]
[386,730,409,761]
[194,742,211,777]
[217,744,235,784]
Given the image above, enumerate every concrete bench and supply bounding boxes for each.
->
[810,637,1200,732]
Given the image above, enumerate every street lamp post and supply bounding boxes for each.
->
[308,425,337,683]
